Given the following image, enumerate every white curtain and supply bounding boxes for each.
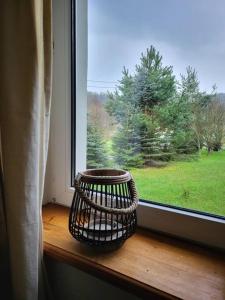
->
[0,1,52,299]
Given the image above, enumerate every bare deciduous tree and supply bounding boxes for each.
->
[193,98,225,153]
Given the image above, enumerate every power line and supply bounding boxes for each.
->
[87,79,117,84]
[87,85,116,89]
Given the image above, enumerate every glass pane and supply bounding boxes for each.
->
[87,0,225,217]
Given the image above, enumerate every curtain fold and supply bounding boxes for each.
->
[0,1,53,299]
[0,155,12,299]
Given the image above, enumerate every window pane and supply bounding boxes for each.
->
[87,0,225,217]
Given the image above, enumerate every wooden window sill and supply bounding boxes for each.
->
[43,204,225,300]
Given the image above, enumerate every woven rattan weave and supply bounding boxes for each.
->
[69,169,138,248]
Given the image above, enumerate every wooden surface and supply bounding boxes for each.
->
[43,204,225,300]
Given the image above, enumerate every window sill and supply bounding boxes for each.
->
[43,204,225,300]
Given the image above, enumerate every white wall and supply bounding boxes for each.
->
[46,257,141,300]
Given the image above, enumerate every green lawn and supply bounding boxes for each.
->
[131,151,225,216]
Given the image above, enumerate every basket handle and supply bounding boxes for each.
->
[73,175,138,215]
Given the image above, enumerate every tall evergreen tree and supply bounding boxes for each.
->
[106,46,176,167]
[179,66,200,101]
[86,121,108,169]
[106,67,136,124]
[139,115,174,165]
[112,124,143,169]
[106,68,143,168]
[134,46,176,112]
[156,67,204,154]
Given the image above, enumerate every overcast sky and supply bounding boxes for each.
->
[88,0,225,93]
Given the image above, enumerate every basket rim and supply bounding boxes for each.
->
[73,173,138,214]
[78,168,131,184]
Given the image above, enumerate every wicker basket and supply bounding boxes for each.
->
[69,169,138,248]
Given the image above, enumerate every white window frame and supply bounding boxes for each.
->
[46,0,225,250]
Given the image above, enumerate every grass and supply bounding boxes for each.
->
[131,151,225,216]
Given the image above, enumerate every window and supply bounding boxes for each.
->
[49,0,225,250]
[85,0,225,219]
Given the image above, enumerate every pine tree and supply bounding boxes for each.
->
[112,125,143,169]
[179,66,200,101]
[134,46,176,112]
[156,67,204,155]
[86,122,108,169]
[139,116,174,165]
[106,68,143,169]
[105,46,177,167]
